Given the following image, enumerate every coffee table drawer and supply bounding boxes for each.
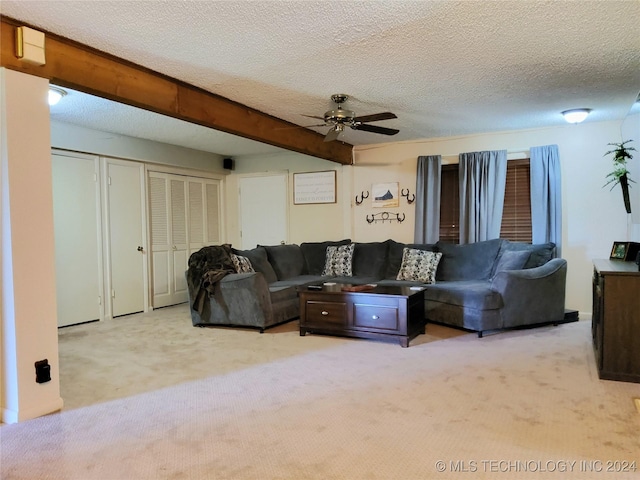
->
[305,300,348,327]
[353,303,399,332]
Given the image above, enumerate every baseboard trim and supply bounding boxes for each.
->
[2,396,64,424]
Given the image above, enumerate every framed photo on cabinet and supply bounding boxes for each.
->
[610,241,640,261]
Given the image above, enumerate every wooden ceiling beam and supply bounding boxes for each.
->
[0,16,353,165]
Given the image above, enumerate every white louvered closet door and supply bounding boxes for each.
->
[149,173,187,308]
[188,180,222,256]
[150,173,222,308]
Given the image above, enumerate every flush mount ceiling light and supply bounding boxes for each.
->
[561,108,591,124]
[48,86,67,106]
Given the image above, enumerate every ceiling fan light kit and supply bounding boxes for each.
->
[309,94,400,142]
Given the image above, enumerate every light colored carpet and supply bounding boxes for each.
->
[1,305,639,479]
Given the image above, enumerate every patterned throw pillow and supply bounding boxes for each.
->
[322,243,355,276]
[396,248,442,283]
[231,254,255,273]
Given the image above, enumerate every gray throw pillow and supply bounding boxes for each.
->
[501,240,556,268]
[493,250,530,275]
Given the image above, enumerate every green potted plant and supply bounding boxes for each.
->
[604,139,635,214]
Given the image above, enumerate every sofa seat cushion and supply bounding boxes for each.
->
[424,281,503,310]
[268,285,299,304]
[269,275,330,288]
[377,279,425,287]
[330,276,381,285]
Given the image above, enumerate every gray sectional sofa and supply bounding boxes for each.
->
[187,239,567,336]
[187,238,568,338]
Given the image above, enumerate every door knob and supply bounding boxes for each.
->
[137,246,144,252]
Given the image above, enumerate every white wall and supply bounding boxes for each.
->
[51,121,227,174]
[225,151,349,247]
[351,118,640,316]
[224,117,640,316]
[1,69,63,423]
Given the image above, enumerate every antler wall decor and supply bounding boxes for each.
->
[366,212,406,224]
[355,191,369,205]
[401,188,415,204]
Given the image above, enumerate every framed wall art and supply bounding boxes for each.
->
[293,170,337,205]
[372,182,399,208]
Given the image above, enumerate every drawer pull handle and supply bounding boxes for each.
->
[372,315,379,320]
[321,311,329,316]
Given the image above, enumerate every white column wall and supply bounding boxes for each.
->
[1,68,63,423]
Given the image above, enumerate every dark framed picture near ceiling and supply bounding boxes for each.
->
[293,170,337,205]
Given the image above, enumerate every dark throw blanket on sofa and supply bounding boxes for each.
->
[186,244,237,316]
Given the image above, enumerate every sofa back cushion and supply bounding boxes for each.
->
[385,239,437,278]
[300,239,351,275]
[261,244,305,280]
[231,246,278,284]
[352,242,389,278]
[436,238,503,281]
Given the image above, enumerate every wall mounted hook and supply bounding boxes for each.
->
[355,190,369,205]
[401,188,415,204]
[366,211,405,224]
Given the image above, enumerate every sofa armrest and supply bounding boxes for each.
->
[217,272,274,327]
[490,258,567,328]
[188,271,275,328]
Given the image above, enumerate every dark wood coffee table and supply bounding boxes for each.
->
[298,283,426,347]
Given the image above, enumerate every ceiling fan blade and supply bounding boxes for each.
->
[353,123,400,136]
[353,112,397,123]
[324,126,341,142]
[301,114,326,121]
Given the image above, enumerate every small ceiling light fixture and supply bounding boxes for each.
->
[48,86,67,106]
[561,108,591,124]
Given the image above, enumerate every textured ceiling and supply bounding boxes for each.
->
[2,0,639,157]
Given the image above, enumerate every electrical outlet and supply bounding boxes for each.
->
[634,398,640,414]
[35,359,51,384]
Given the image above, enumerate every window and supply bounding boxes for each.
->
[439,160,532,243]
[500,159,532,242]
[439,165,459,243]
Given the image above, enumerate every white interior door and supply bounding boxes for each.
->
[189,179,222,255]
[52,152,103,327]
[149,172,189,308]
[239,173,288,249]
[149,173,222,308]
[106,160,146,317]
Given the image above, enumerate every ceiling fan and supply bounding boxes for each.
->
[303,94,399,142]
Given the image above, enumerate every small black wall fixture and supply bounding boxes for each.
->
[401,188,415,204]
[366,212,406,224]
[355,191,369,205]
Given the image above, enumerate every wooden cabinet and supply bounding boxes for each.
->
[592,259,640,383]
[299,285,425,347]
